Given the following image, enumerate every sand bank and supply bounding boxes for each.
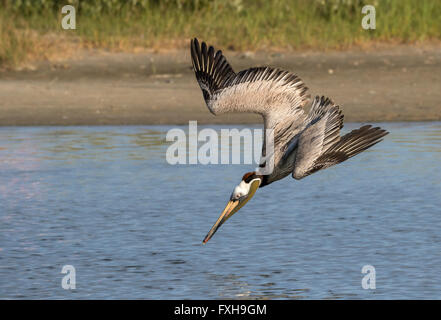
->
[0,45,440,125]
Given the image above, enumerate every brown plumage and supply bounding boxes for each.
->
[192,38,390,243]
[190,38,389,186]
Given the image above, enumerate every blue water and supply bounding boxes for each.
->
[0,122,440,299]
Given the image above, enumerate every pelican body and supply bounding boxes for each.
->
[190,38,388,243]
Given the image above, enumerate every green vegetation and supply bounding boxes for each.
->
[0,0,440,67]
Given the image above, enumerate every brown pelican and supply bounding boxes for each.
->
[190,38,388,243]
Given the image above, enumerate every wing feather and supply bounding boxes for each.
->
[190,38,309,122]
[191,38,235,108]
[190,40,389,184]
[293,108,389,180]
[191,38,313,171]
[292,96,343,179]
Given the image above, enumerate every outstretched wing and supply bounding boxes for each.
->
[190,38,236,112]
[190,38,309,127]
[293,96,388,179]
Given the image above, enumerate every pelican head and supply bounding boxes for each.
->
[203,172,262,243]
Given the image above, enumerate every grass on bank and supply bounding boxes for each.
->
[0,0,440,67]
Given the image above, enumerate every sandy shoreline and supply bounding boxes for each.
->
[0,45,440,126]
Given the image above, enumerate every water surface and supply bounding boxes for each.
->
[0,122,440,299]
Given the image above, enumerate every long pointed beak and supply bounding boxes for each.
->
[203,200,239,244]
[203,179,260,244]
